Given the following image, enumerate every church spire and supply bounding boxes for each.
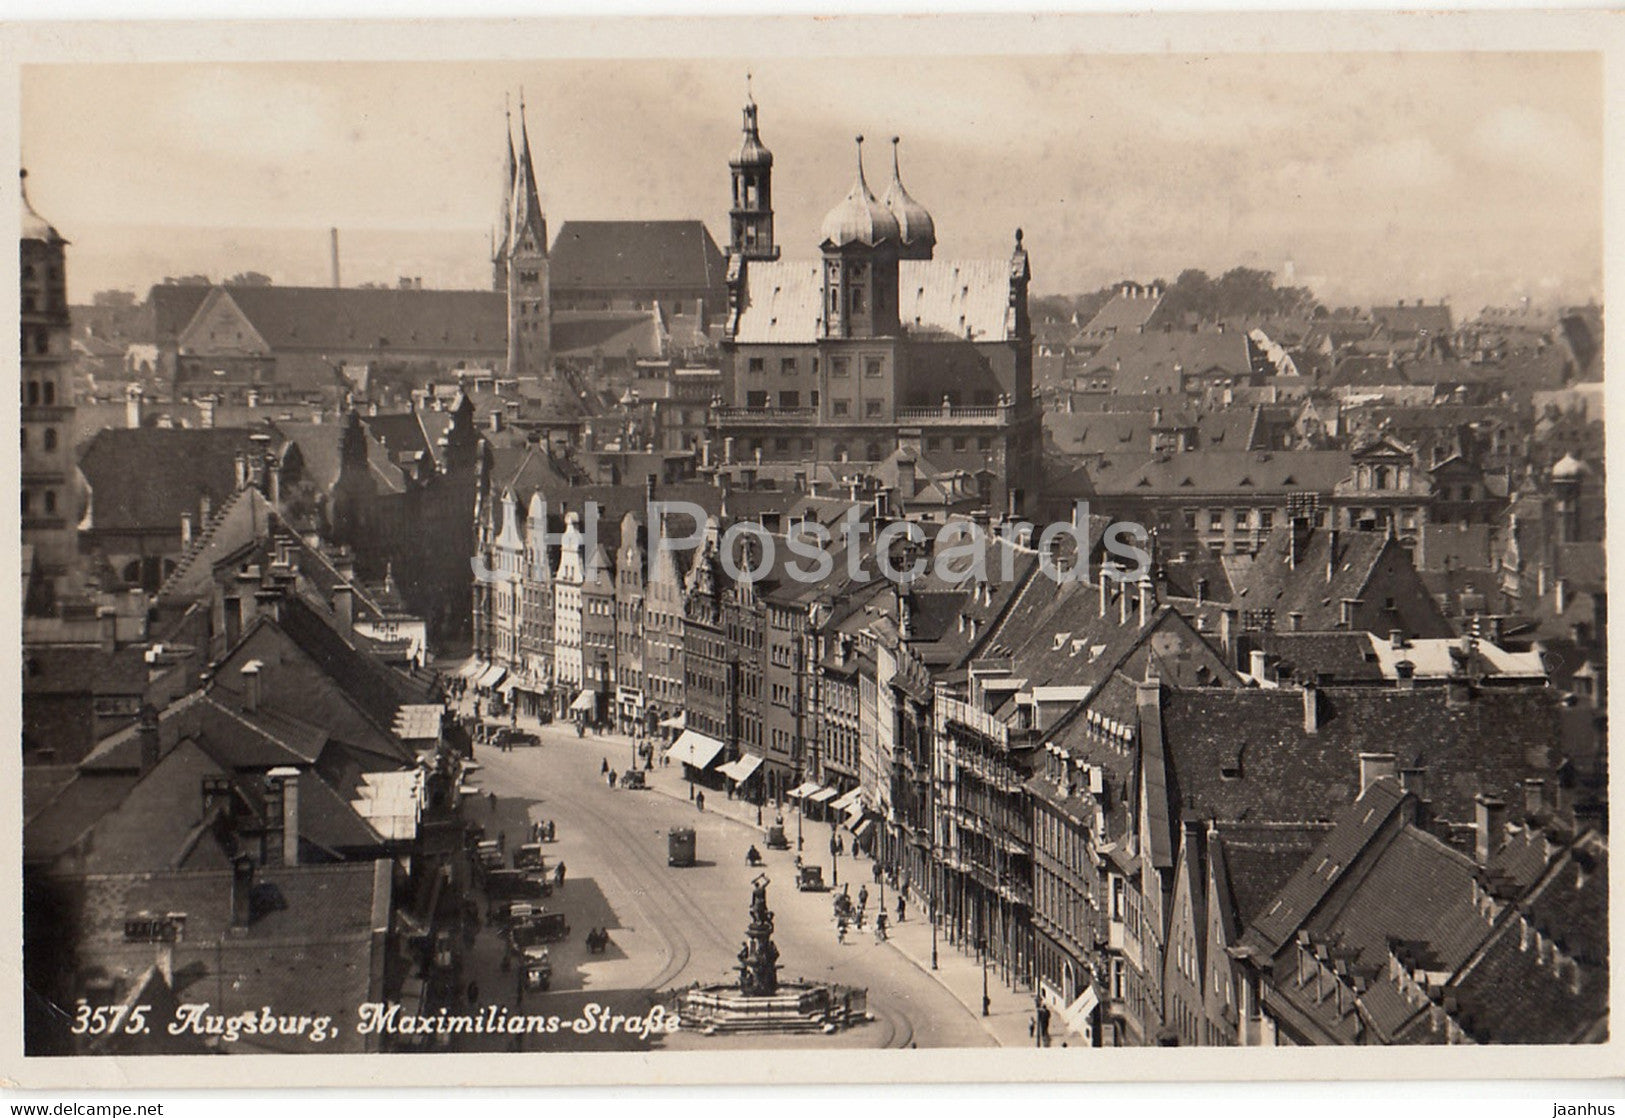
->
[504,93,550,377]
[727,75,777,261]
[492,99,516,290]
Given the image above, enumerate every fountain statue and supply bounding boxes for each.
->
[674,871,866,1034]
[736,874,781,996]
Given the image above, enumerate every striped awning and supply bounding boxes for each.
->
[830,787,863,814]
[665,729,726,770]
[717,753,764,784]
[496,677,519,694]
[851,817,876,840]
[476,665,507,689]
[787,781,821,799]
[806,786,838,804]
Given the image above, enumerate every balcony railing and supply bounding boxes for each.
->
[716,406,816,422]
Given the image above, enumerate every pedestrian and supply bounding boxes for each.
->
[488,791,498,813]
[555,862,566,888]
[875,912,888,942]
[696,791,705,812]
[858,884,869,910]
[897,894,906,922]
[608,769,617,787]
[1037,1003,1052,1046]
[601,757,609,775]
[466,980,479,1006]
[873,862,882,884]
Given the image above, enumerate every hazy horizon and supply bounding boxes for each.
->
[22,53,1603,311]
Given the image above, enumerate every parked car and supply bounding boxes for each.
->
[619,769,647,789]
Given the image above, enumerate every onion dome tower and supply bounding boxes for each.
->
[728,76,779,262]
[819,136,901,339]
[881,137,935,262]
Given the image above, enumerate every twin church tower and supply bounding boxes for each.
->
[488,82,944,372]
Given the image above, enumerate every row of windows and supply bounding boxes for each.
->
[21,489,58,515]
[22,380,58,406]
[21,427,58,452]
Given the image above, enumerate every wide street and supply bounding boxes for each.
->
[454,713,999,1051]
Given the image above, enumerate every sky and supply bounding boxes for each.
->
[19,52,1603,310]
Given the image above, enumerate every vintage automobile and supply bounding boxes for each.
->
[485,868,552,900]
[667,826,696,867]
[475,840,505,871]
[519,952,552,991]
[513,843,546,871]
[619,769,647,790]
[511,910,571,944]
[764,823,790,850]
[796,864,828,892]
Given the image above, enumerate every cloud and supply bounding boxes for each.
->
[1473,103,1592,173]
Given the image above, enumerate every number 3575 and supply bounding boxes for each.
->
[71,1002,151,1035]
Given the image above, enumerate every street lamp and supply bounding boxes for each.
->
[980,935,990,1017]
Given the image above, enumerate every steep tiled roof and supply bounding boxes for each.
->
[731,259,1016,345]
[1158,684,1562,829]
[62,860,389,1052]
[1084,449,1352,497]
[1079,287,1163,337]
[553,309,664,360]
[79,427,283,534]
[187,285,506,355]
[1077,330,1256,394]
[1371,303,1453,338]
[1226,525,1392,630]
[550,220,725,296]
[1213,823,1327,927]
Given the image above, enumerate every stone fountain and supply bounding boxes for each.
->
[674,874,867,1034]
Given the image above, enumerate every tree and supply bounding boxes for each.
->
[226,271,273,287]
[161,274,212,286]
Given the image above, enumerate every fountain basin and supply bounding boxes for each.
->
[674,980,869,1034]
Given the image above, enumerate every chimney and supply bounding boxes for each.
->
[1524,778,1547,819]
[180,511,194,549]
[1138,576,1154,628]
[1195,577,1208,605]
[897,455,915,499]
[1389,628,1405,650]
[266,456,282,505]
[330,227,341,288]
[1400,767,1427,802]
[125,384,143,429]
[230,855,255,929]
[1393,658,1415,689]
[1325,528,1339,583]
[1358,752,1397,793]
[490,409,503,433]
[138,703,161,775]
[197,395,216,429]
[1219,608,1236,660]
[234,453,249,491]
[97,606,117,654]
[332,584,354,635]
[1302,680,1319,733]
[1474,795,1507,867]
[723,436,735,464]
[1098,566,1109,618]
[1249,649,1268,682]
[199,494,212,527]
[241,660,262,714]
[1554,577,1568,616]
[1288,515,1309,568]
[268,766,301,867]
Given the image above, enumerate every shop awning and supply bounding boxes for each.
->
[458,659,486,680]
[806,786,838,804]
[787,781,821,800]
[665,729,726,770]
[851,817,876,840]
[1058,987,1100,1036]
[658,712,687,730]
[830,787,863,814]
[717,753,764,784]
[476,665,507,689]
[497,677,519,694]
[570,689,596,713]
[844,800,868,823]
[460,762,482,773]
